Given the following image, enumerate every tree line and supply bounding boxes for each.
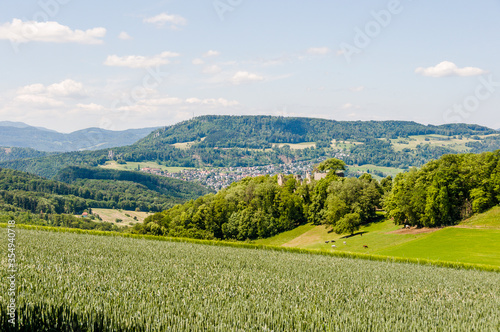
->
[384,151,500,227]
[133,159,387,240]
[0,166,210,215]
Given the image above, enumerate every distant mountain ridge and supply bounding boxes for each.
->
[136,115,496,149]
[0,122,159,152]
[1,115,500,178]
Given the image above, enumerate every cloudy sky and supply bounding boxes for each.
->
[0,0,499,132]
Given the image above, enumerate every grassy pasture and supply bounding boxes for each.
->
[272,142,316,150]
[377,228,500,266]
[255,208,500,267]
[389,134,500,153]
[459,206,500,228]
[331,139,364,149]
[100,161,193,173]
[1,228,498,330]
[346,164,406,179]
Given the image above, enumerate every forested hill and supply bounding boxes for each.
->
[136,116,495,149]
[0,166,211,214]
[1,116,500,178]
[55,166,212,201]
[0,146,53,162]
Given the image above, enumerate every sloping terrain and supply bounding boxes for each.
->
[255,208,500,267]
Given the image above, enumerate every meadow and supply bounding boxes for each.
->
[1,228,499,331]
[255,209,500,267]
[100,161,193,173]
[388,134,500,153]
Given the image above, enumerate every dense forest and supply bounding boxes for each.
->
[0,210,120,232]
[0,147,53,162]
[0,166,210,215]
[384,150,500,227]
[135,151,500,241]
[138,116,495,148]
[133,159,386,240]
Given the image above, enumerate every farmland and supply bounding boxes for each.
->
[389,134,500,153]
[100,161,193,173]
[89,208,152,227]
[254,209,500,267]
[1,228,499,331]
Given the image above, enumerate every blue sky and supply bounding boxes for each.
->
[0,0,499,132]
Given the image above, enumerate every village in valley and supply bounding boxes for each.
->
[139,158,346,191]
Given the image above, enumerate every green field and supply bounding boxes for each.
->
[331,139,364,149]
[389,134,500,153]
[346,164,406,179]
[255,208,500,267]
[100,161,193,173]
[1,228,498,330]
[377,228,500,265]
[272,142,316,150]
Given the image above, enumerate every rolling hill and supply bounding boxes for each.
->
[254,207,500,267]
[0,122,158,152]
[0,166,211,215]
[2,115,500,178]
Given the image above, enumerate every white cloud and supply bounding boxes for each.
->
[203,50,220,57]
[47,79,87,98]
[17,83,45,95]
[186,97,239,107]
[76,103,105,111]
[0,19,105,44]
[118,31,132,40]
[17,79,87,99]
[202,65,222,75]
[139,97,184,106]
[14,94,63,107]
[231,71,264,85]
[307,47,331,55]
[104,51,180,68]
[143,13,187,29]
[350,86,365,92]
[415,61,487,78]
[341,103,354,110]
[192,58,205,65]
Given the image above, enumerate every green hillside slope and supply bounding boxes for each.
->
[255,207,500,267]
[0,166,210,215]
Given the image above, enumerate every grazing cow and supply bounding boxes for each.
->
[325,241,329,243]
[331,245,336,248]
[363,245,368,248]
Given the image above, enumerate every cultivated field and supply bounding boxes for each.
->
[1,228,498,331]
[255,209,500,267]
[389,134,500,153]
[100,161,192,173]
[272,142,316,150]
[90,208,152,227]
